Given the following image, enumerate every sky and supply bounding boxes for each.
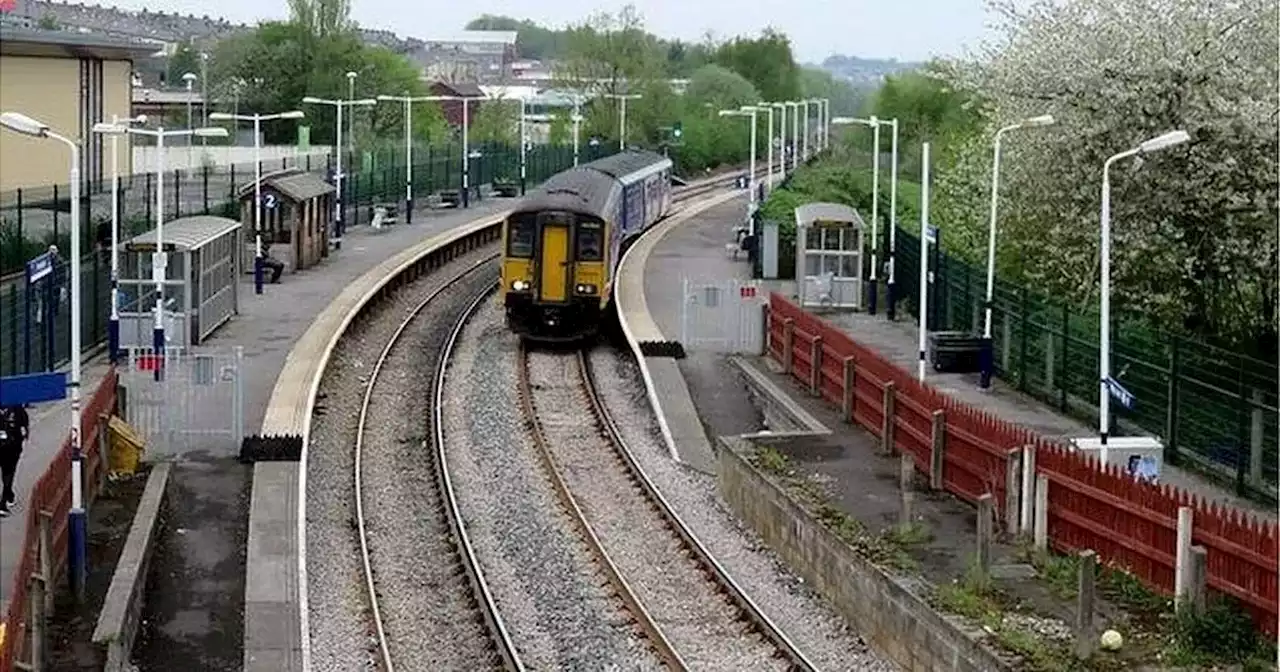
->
[81,0,1001,64]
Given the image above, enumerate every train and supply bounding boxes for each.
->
[500,149,674,341]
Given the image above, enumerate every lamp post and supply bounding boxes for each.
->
[209,110,306,294]
[419,94,484,207]
[756,102,776,192]
[519,97,528,194]
[91,113,147,363]
[0,111,88,596]
[879,118,901,320]
[182,71,197,165]
[94,122,229,375]
[199,52,209,143]
[346,71,358,164]
[719,107,758,218]
[788,101,801,171]
[832,115,881,313]
[572,93,583,166]
[918,141,931,382]
[771,102,786,182]
[602,93,641,150]
[374,94,439,224]
[978,114,1056,389]
[301,95,377,248]
[802,101,812,161]
[1097,130,1190,465]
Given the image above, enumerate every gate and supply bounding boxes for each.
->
[679,277,766,354]
[119,345,245,457]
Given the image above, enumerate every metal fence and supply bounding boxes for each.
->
[679,277,767,354]
[118,345,244,457]
[888,225,1279,495]
[0,140,619,377]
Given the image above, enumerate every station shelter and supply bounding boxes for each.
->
[118,216,242,348]
[793,202,865,310]
[236,168,335,275]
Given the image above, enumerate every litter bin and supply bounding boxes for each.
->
[107,416,146,476]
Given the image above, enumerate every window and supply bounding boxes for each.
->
[507,214,536,257]
[576,221,603,262]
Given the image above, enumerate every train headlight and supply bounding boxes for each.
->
[511,279,530,291]
[575,283,597,295]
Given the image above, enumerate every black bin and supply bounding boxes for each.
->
[929,331,983,373]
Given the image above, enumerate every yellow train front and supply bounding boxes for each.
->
[501,150,673,342]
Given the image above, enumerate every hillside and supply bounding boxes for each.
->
[818,55,921,87]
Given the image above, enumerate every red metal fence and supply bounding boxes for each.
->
[767,293,1278,635]
[0,369,118,672]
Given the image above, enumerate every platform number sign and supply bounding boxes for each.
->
[262,193,278,210]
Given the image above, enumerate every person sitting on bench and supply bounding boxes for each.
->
[259,242,285,283]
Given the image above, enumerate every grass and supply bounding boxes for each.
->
[748,444,927,571]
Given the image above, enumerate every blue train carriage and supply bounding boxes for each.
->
[501,150,673,341]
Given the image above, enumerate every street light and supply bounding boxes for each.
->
[93,123,228,380]
[1097,129,1190,465]
[877,118,901,320]
[770,102,787,181]
[346,71,358,165]
[755,102,776,192]
[301,95,377,247]
[602,93,641,150]
[570,92,584,166]
[719,107,758,219]
[0,111,87,597]
[787,101,801,171]
[979,113,1055,389]
[832,115,882,313]
[802,100,815,160]
[375,94,440,224]
[182,71,197,164]
[417,94,486,208]
[91,113,147,363]
[209,110,306,294]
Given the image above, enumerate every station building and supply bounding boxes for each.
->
[0,22,158,192]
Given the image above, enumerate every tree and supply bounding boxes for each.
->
[941,0,1278,350]
[684,64,760,111]
[167,42,203,88]
[712,29,802,102]
[798,67,867,119]
[286,0,352,38]
[469,96,518,145]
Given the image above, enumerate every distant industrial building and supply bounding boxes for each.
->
[0,23,158,192]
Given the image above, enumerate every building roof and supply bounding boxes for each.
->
[794,202,864,228]
[429,81,485,98]
[124,215,240,251]
[236,168,335,203]
[0,24,161,60]
[424,30,517,45]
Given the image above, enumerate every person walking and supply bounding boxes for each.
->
[0,404,29,517]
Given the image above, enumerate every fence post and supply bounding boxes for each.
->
[1033,474,1049,551]
[1018,288,1028,391]
[1044,329,1055,392]
[38,509,53,616]
[899,454,915,529]
[976,493,993,575]
[880,382,896,455]
[782,318,794,375]
[1175,506,1193,611]
[1188,545,1207,615]
[97,412,110,495]
[1249,388,1264,487]
[1163,338,1181,465]
[929,409,945,488]
[27,572,47,671]
[1020,445,1037,534]
[1074,549,1096,659]
[1005,448,1022,535]
[809,335,822,396]
[841,356,856,423]
[1058,301,1069,412]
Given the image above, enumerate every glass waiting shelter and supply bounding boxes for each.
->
[794,202,865,310]
[118,215,243,349]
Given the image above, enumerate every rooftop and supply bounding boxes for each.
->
[423,30,517,45]
[0,23,161,59]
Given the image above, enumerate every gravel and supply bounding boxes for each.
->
[526,349,791,672]
[358,263,503,671]
[587,346,896,672]
[441,302,662,671]
[304,246,498,672]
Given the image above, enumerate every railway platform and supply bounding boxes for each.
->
[0,199,516,667]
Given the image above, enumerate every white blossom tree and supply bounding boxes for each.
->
[938,0,1278,349]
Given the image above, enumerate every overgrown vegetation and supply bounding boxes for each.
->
[748,445,927,572]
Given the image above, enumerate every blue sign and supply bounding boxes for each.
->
[1105,376,1135,410]
[262,193,278,210]
[0,371,68,406]
[925,225,938,244]
[26,251,54,284]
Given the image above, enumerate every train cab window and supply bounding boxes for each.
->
[576,221,603,261]
[507,214,536,257]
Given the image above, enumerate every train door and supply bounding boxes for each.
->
[536,211,572,303]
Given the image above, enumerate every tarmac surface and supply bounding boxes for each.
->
[0,198,515,666]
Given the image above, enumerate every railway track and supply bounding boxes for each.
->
[311,169,763,671]
[516,345,820,672]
